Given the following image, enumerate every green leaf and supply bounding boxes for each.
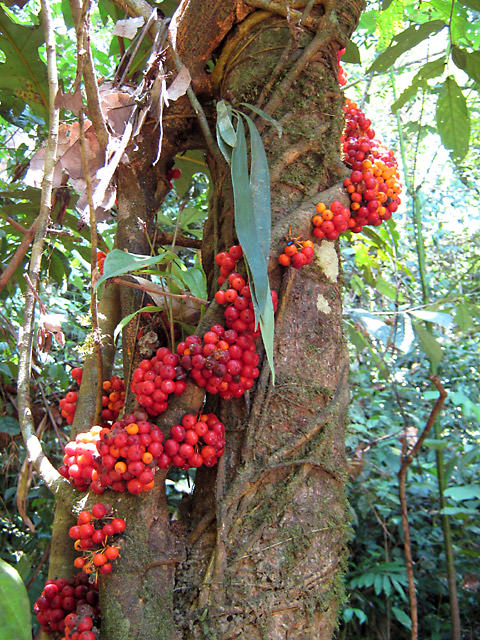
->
[392,607,412,630]
[458,0,480,11]
[231,117,269,314]
[0,7,49,121]
[231,116,274,380]
[239,103,283,137]
[173,255,207,301]
[0,558,31,640]
[391,57,446,112]
[455,302,474,330]
[423,438,450,450]
[114,305,163,342]
[374,277,398,300]
[342,40,361,64]
[452,45,480,84]
[368,20,445,73]
[444,485,480,500]
[408,309,453,328]
[243,113,271,264]
[413,321,443,365]
[436,76,470,160]
[0,415,20,434]
[95,249,176,289]
[216,100,237,147]
[440,506,479,516]
[173,150,209,199]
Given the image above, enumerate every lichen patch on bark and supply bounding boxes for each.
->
[316,293,332,314]
[314,242,339,282]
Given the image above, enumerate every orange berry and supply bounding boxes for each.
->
[142,452,154,464]
[346,185,355,194]
[312,214,323,227]
[351,202,360,210]
[115,461,127,474]
[303,240,314,248]
[102,380,111,391]
[315,202,326,213]
[74,557,86,568]
[126,423,139,435]
[284,244,298,257]
[105,546,120,561]
[278,253,291,266]
[322,210,334,221]
[93,553,107,567]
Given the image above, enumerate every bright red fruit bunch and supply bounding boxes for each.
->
[59,370,125,427]
[33,573,99,636]
[177,328,259,399]
[215,244,243,285]
[69,503,124,577]
[59,425,103,491]
[130,347,187,416]
[163,412,225,469]
[92,414,167,494]
[311,200,352,241]
[100,376,125,424]
[342,98,401,233]
[63,608,99,640]
[278,231,315,268]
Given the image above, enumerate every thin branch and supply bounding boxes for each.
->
[69,0,109,151]
[112,276,209,306]
[6,216,29,233]
[167,38,224,166]
[0,221,37,291]
[78,112,103,423]
[398,375,448,640]
[156,231,202,249]
[16,0,70,498]
[244,0,317,30]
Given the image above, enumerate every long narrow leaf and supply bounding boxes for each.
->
[243,113,271,264]
[231,116,274,380]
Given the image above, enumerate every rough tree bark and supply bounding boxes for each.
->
[43,1,364,639]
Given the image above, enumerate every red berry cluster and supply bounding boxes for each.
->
[60,390,78,425]
[178,327,260,399]
[59,370,125,427]
[69,503,124,577]
[342,98,401,232]
[215,244,243,286]
[59,425,103,491]
[278,229,315,268]
[311,200,352,241]
[337,47,347,86]
[63,609,99,640]
[96,250,107,276]
[92,414,166,494]
[130,348,187,416]
[101,376,125,423]
[163,412,225,469]
[33,573,99,636]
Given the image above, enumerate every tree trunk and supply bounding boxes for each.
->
[44,1,363,639]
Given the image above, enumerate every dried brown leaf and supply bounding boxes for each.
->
[166,65,191,102]
[113,16,145,39]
